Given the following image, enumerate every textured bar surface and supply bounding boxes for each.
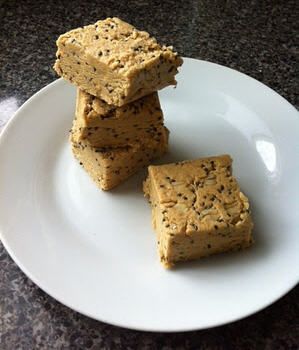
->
[71,127,169,190]
[2,1,297,346]
[143,155,253,267]
[54,17,183,106]
[71,89,164,147]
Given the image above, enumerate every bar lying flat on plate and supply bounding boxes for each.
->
[54,17,183,106]
[71,89,164,147]
[143,155,254,268]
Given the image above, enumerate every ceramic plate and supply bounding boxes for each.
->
[0,58,298,332]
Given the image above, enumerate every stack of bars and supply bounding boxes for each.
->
[54,17,183,190]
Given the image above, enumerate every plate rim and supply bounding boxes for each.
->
[0,58,298,332]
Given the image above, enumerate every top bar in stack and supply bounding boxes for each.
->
[54,17,183,106]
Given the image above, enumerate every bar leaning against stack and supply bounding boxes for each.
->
[54,17,183,190]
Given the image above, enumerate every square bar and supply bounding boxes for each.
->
[54,17,183,106]
[143,155,253,268]
[71,127,169,190]
[71,89,164,147]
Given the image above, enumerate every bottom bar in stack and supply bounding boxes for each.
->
[71,127,169,190]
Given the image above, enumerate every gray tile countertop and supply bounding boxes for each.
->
[0,0,298,349]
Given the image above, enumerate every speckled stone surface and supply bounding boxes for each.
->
[0,0,298,348]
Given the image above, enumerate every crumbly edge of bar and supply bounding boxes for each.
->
[54,48,182,106]
[55,17,183,76]
[76,89,163,127]
[54,17,183,105]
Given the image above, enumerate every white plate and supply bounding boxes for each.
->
[0,58,298,332]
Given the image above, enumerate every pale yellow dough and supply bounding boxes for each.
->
[71,127,169,190]
[143,155,254,268]
[54,17,183,106]
[71,89,164,147]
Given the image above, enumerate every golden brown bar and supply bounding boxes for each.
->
[143,155,254,268]
[71,127,169,190]
[71,89,164,147]
[54,17,183,106]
